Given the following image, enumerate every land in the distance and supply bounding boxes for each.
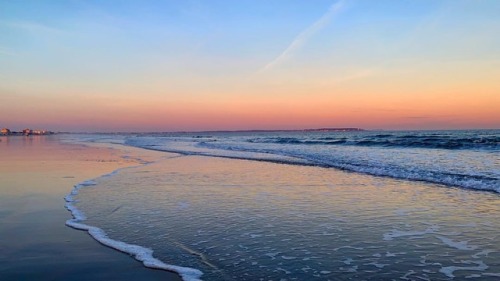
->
[1,127,54,136]
[172,128,365,133]
[1,127,364,136]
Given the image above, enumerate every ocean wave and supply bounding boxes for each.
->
[120,136,499,193]
[245,134,499,150]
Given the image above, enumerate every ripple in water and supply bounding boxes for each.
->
[72,155,500,280]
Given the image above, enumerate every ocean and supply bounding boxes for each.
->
[64,130,500,280]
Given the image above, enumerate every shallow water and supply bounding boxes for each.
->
[120,130,499,193]
[73,152,500,280]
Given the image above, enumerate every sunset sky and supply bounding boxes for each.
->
[1,0,499,132]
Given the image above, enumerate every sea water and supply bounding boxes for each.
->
[65,130,500,280]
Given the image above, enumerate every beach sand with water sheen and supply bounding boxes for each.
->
[0,135,182,281]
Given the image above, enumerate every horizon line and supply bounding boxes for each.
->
[42,128,500,134]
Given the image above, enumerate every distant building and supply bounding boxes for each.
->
[1,128,10,135]
[32,129,53,135]
[22,128,32,136]
[0,127,54,136]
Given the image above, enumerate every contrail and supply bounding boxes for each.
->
[261,0,346,71]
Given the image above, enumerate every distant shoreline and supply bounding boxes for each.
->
[4,128,499,136]
[184,128,366,134]
[3,128,366,136]
[66,128,367,135]
[0,133,56,137]
[0,128,55,136]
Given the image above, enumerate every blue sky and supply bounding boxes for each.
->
[1,0,499,131]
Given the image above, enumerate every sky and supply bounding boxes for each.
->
[1,0,499,132]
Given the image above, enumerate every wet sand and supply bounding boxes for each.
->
[0,135,182,281]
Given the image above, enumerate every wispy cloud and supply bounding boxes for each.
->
[261,0,346,71]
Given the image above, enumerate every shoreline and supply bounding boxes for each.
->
[0,135,182,281]
[63,154,204,281]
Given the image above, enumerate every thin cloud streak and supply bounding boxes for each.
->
[261,0,346,71]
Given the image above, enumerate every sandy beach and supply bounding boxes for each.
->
[0,135,182,281]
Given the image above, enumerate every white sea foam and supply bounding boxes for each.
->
[64,180,97,203]
[342,258,353,265]
[483,273,500,277]
[339,265,358,272]
[383,225,439,241]
[333,245,364,251]
[366,262,388,269]
[400,270,416,280]
[64,202,87,220]
[276,267,291,274]
[435,236,478,251]
[471,249,495,259]
[439,260,488,278]
[264,252,281,260]
[65,176,204,281]
[386,251,406,257]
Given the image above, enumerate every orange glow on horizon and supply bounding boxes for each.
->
[3,84,498,132]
